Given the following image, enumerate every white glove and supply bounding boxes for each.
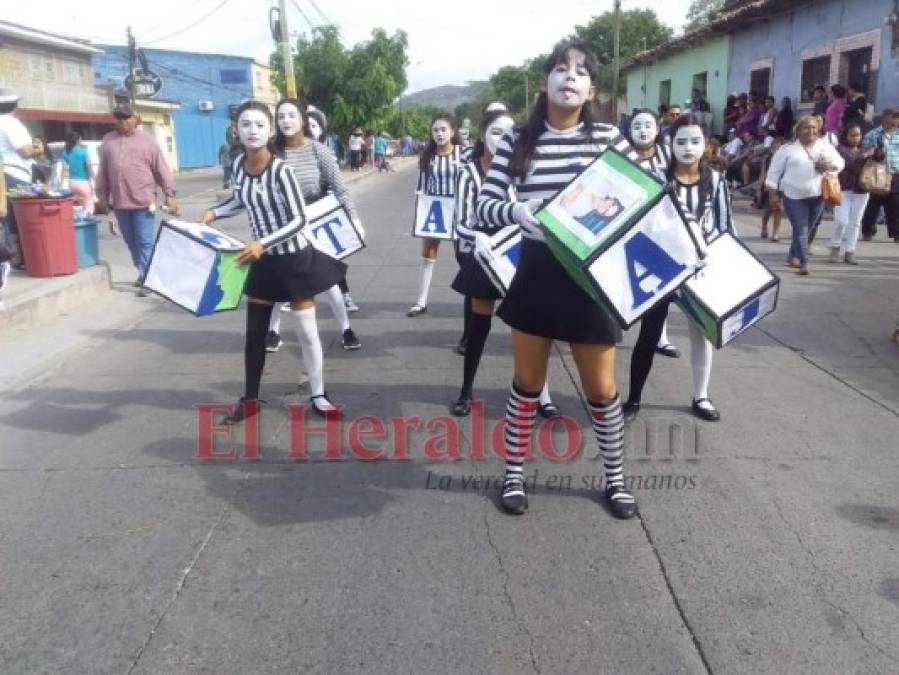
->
[473,232,493,260]
[511,198,543,237]
[352,218,365,241]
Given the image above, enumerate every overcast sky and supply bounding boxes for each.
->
[5,0,688,93]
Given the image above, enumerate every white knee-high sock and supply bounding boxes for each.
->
[687,320,714,401]
[269,302,286,334]
[539,381,553,405]
[292,307,325,397]
[325,285,351,331]
[657,319,671,348]
[416,257,435,308]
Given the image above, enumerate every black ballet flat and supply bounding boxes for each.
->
[223,397,264,425]
[451,395,472,417]
[691,398,721,422]
[500,476,528,515]
[537,402,561,419]
[454,339,467,355]
[310,393,338,418]
[655,343,681,358]
[622,401,641,424]
[605,484,638,519]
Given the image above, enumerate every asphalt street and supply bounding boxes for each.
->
[1,160,898,674]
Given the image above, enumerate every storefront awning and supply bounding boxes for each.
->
[14,108,115,124]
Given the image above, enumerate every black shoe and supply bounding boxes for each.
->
[454,339,467,355]
[655,343,681,358]
[451,394,472,417]
[265,330,282,352]
[537,401,561,418]
[605,484,637,519]
[342,328,362,350]
[223,397,263,425]
[622,401,640,424]
[500,476,528,515]
[310,393,338,418]
[691,398,721,421]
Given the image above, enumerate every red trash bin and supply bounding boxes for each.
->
[12,197,78,277]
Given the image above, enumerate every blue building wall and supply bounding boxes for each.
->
[93,47,254,168]
[727,0,899,115]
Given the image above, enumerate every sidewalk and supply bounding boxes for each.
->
[0,158,414,336]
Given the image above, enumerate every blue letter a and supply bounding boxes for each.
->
[422,201,446,233]
[624,232,686,308]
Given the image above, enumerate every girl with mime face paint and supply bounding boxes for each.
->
[623,114,736,426]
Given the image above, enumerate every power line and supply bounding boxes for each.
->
[137,0,220,43]
[288,0,318,32]
[307,0,335,27]
[142,0,231,45]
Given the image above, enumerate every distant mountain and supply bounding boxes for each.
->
[402,81,490,111]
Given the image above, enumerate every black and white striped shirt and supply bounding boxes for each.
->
[456,160,516,253]
[281,141,358,220]
[213,155,307,255]
[673,169,735,243]
[416,145,462,196]
[637,143,671,180]
[477,122,638,241]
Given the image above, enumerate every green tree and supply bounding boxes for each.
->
[685,0,726,31]
[570,9,673,95]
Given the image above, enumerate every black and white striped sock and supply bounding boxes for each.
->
[503,383,540,494]
[589,396,633,501]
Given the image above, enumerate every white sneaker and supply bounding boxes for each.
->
[0,261,10,292]
[343,293,360,312]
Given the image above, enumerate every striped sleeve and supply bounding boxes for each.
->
[318,143,358,220]
[212,193,244,219]
[416,166,426,193]
[476,132,518,228]
[454,167,477,247]
[258,162,307,251]
[714,171,736,237]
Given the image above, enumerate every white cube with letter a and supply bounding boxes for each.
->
[584,192,702,328]
[303,195,365,260]
[475,226,521,296]
[413,194,455,240]
[674,232,779,348]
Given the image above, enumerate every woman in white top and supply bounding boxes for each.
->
[765,115,844,275]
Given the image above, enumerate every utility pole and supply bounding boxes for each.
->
[127,26,136,107]
[612,0,621,121]
[524,73,528,112]
[278,0,297,98]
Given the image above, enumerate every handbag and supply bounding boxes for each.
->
[805,144,841,206]
[859,159,892,195]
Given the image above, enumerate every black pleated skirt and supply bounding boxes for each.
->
[451,253,504,300]
[245,248,347,302]
[497,238,622,344]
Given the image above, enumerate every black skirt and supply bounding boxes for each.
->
[497,238,622,345]
[451,253,504,300]
[245,248,347,302]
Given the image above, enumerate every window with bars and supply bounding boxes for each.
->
[750,68,771,97]
[800,56,831,103]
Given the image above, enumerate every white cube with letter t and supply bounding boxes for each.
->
[302,195,365,260]
[674,232,780,348]
[412,194,455,240]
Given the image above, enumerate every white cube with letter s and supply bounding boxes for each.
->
[412,194,455,240]
[303,195,365,260]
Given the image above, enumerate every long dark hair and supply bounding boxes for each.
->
[508,40,599,181]
[305,107,327,141]
[64,131,81,153]
[234,100,275,153]
[667,112,714,202]
[471,107,513,161]
[273,97,307,155]
[839,123,863,148]
[419,113,461,172]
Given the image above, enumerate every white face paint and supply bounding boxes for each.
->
[432,120,452,147]
[276,103,302,138]
[307,117,323,141]
[546,49,593,110]
[238,109,272,149]
[484,115,515,156]
[672,125,706,166]
[629,112,658,149]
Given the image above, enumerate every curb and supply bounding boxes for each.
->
[0,264,112,333]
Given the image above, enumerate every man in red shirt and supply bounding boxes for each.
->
[96,102,178,295]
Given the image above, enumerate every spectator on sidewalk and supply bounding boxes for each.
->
[0,161,10,295]
[0,87,46,268]
[218,125,239,188]
[723,94,741,131]
[860,109,899,242]
[61,132,95,215]
[348,128,363,171]
[812,85,829,117]
[373,131,388,172]
[824,84,847,133]
[96,102,178,295]
[842,82,868,132]
[759,96,778,135]
[775,96,795,139]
